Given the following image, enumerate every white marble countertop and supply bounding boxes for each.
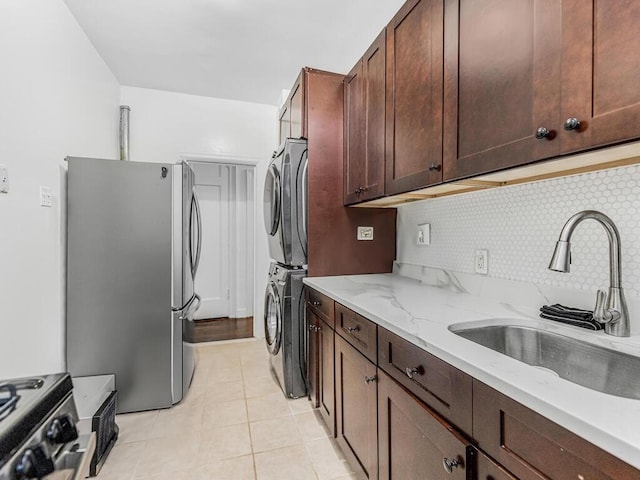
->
[303,273,640,469]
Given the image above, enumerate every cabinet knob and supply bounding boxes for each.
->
[442,458,460,474]
[311,301,321,306]
[535,127,553,140]
[364,375,377,384]
[428,164,442,172]
[355,187,362,194]
[564,117,581,131]
[405,365,424,379]
[346,325,360,333]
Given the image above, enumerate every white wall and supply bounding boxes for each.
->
[0,1,120,378]
[120,86,278,337]
[396,157,640,306]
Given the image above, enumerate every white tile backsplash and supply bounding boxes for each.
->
[397,164,640,297]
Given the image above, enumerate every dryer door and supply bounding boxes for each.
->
[263,163,281,236]
[264,282,282,355]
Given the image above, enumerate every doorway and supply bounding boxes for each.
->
[186,161,255,342]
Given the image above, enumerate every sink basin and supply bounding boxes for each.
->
[450,323,640,400]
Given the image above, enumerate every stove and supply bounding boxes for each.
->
[0,373,95,480]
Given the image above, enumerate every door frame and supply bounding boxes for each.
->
[179,153,262,337]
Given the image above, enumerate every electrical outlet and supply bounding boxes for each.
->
[0,165,8,193]
[357,226,374,241]
[417,223,430,245]
[474,249,488,275]
[40,186,52,207]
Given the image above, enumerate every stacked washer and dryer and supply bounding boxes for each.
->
[263,138,309,398]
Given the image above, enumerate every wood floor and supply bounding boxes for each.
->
[186,317,254,343]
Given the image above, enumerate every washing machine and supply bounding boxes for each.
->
[263,138,308,267]
[264,262,307,398]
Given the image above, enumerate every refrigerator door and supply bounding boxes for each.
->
[171,162,200,403]
[67,157,173,413]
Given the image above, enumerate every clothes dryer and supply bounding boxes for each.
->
[263,138,308,267]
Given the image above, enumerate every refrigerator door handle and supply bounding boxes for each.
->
[193,188,203,277]
[179,293,201,321]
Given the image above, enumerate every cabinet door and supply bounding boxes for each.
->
[443,0,562,181]
[318,318,335,435]
[307,307,320,408]
[473,380,640,480]
[344,31,386,205]
[560,0,640,154]
[344,59,366,204]
[290,79,304,138]
[279,105,290,146]
[378,370,471,480]
[386,0,444,195]
[335,335,378,480]
[477,451,518,480]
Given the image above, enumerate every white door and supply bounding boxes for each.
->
[194,166,230,319]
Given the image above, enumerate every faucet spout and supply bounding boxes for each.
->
[548,210,629,337]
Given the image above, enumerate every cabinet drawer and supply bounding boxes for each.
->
[378,327,472,435]
[473,380,640,480]
[306,288,334,328]
[335,303,377,362]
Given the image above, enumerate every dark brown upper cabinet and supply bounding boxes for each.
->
[443,0,640,182]
[560,0,640,155]
[443,0,562,181]
[279,105,290,146]
[385,0,445,195]
[344,30,386,205]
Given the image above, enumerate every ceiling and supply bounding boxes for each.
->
[63,0,406,106]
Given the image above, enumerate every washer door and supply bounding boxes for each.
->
[264,282,282,355]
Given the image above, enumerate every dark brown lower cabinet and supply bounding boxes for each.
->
[307,308,335,435]
[335,334,378,480]
[473,380,640,480]
[378,370,471,480]
[477,451,518,480]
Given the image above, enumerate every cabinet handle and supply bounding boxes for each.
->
[308,324,320,332]
[405,366,424,379]
[564,117,581,131]
[346,325,360,333]
[442,458,460,473]
[364,375,377,384]
[535,127,553,140]
[355,187,362,194]
[311,300,322,306]
[428,164,442,172]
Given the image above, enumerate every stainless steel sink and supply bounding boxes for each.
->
[450,323,640,400]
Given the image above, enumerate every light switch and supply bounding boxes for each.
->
[417,223,430,245]
[0,165,8,193]
[40,186,52,207]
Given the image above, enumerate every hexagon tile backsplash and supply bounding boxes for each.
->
[396,164,640,297]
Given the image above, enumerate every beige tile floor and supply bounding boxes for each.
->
[96,338,357,480]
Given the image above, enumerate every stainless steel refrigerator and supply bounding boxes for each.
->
[66,157,202,413]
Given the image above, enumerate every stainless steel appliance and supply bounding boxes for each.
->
[0,373,95,480]
[264,262,307,398]
[66,157,202,413]
[263,138,308,267]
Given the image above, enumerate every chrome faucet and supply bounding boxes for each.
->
[548,210,630,337]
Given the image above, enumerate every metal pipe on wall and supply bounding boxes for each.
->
[119,105,130,161]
